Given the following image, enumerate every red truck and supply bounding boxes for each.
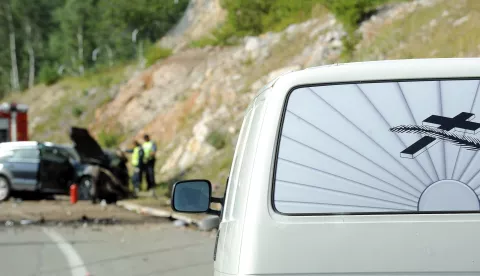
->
[0,102,28,142]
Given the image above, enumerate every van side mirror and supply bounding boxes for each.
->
[171,179,222,215]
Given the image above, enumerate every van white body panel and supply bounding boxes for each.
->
[214,58,480,275]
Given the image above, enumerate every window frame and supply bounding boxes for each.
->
[270,77,480,217]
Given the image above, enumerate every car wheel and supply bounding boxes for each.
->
[78,176,93,200]
[0,176,11,202]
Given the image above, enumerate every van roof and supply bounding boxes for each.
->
[267,58,480,99]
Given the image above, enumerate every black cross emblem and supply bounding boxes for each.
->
[401,112,480,158]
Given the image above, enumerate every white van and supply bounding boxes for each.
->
[171,58,480,275]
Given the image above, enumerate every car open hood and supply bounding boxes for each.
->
[69,127,108,165]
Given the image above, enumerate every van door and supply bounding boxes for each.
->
[38,146,75,193]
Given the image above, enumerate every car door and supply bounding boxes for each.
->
[7,146,40,191]
[38,145,75,193]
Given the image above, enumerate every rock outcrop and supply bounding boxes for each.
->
[91,0,442,183]
[159,0,227,53]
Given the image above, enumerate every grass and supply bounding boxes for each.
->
[190,35,225,48]
[97,129,124,149]
[60,62,131,90]
[268,3,330,32]
[353,0,480,61]
[190,23,239,48]
[206,130,227,150]
[72,105,85,118]
[145,46,173,67]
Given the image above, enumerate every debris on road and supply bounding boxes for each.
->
[20,219,33,225]
[173,219,188,227]
[116,200,220,232]
[0,197,168,228]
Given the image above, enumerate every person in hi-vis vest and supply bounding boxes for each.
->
[142,134,157,191]
[126,140,144,194]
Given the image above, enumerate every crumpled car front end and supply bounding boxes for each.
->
[69,127,132,203]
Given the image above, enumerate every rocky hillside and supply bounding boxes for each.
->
[92,5,344,189]
[9,0,480,194]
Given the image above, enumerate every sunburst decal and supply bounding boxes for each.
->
[274,79,480,214]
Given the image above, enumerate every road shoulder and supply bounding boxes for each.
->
[116,198,221,230]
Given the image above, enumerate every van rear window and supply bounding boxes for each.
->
[273,79,480,215]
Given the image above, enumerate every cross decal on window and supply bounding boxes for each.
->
[397,112,480,158]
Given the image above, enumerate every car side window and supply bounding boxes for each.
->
[57,148,76,163]
[11,148,39,161]
[41,147,68,163]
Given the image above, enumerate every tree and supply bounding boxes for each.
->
[2,2,20,91]
[52,0,99,76]
[0,0,65,92]
[0,0,189,94]
[221,0,274,36]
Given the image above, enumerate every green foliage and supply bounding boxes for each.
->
[0,0,189,96]
[38,65,61,85]
[242,56,254,66]
[97,130,123,149]
[72,105,84,118]
[190,23,238,47]
[191,0,325,47]
[339,34,361,61]
[190,37,218,48]
[195,0,400,57]
[322,0,384,33]
[145,46,172,67]
[322,0,404,59]
[261,0,327,32]
[206,130,227,150]
[98,76,114,87]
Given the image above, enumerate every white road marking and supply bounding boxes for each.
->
[42,228,89,276]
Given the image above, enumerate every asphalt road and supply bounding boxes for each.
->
[0,223,215,276]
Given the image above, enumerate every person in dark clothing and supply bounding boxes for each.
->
[125,140,144,194]
[142,134,157,193]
